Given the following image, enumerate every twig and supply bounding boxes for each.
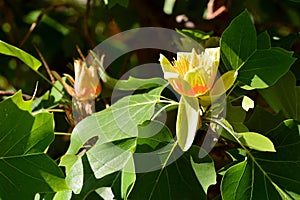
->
[33,43,55,84]
[0,90,33,100]
[19,3,82,48]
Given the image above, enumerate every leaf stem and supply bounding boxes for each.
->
[54,132,72,136]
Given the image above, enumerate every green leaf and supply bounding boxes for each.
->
[0,91,68,199]
[32,79,65,110]
[257,31,271,49]
[245,106,284,134]
[176,96,200,151]
[62,121,174,197]
[107,0,128,8]
[66,86,165,154]
[191,150,217,193]
[91,50,167,91]
[176,29,213,42]
[221,119,300,199]
[220,10,257,70]
[259,71,300,120]
[121,156,136,199]
[241,96,254,111]
[238,48,296,90]
[226,103,248,132]
[115,76,168,91]
[238,132,276,152]
[129,146,215,199]
[0,40,41,71]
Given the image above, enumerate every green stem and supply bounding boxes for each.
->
[54,132,72,136]
[151,102,178,120]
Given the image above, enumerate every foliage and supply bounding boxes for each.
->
[0,0,300,199]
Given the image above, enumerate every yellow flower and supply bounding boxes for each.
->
[160,48,220,96]
[159,47,237,104]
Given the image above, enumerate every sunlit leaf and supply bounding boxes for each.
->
[238,132,276,152]
[242,96,254,111]
[221,119,300,199]
[0,91,68,199]
[0,40,41,71]
[238,48,296,90]
[221,10,257,70]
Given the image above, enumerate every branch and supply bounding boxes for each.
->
[0,90,33,100]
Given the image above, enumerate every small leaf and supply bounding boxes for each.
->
[176,96,200,151]
[242,96,254,111]
[238,132,276,152]
[0,40,41,71]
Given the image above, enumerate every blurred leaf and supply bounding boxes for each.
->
[176,29,213,43]
[176,96,200,151]
[0,91,68,199]
[24,10,70,35]
[0,40,41,71]
[271,32,300,50]
[163,0,176,14]
[238,48,296,90]
[104,0,129,8]
[221,10,257,70]
[221,119,300,199]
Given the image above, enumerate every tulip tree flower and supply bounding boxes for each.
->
[52,59,101,125]
[159,47,237,105]
[73,59,102,101]
[159,47,237,151]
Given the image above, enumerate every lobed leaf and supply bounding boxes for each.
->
[222,119,300,199]
[0,91,68,199]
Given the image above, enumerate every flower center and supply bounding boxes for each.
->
[172,57,193,76]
